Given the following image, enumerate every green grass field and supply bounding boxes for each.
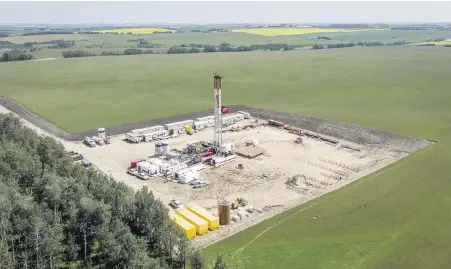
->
[1,46,451,268]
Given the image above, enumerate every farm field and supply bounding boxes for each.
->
[202,48,451,268]
[233,27,384,36]
[94,27,176,34]
[2,29,450,60]
[416,41,451,46]
[1,45,451,268]
[0,33,90,43]
[1,46,451,133]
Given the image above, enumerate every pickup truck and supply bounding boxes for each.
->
[137,172,150,180]
[170,199,184,209]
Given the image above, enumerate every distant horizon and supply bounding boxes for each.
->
[1,22,450,27]
[0,2,450,25]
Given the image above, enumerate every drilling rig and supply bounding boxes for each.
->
[213,73,223,154]
[210,73,236,167]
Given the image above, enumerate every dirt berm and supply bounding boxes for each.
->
[0,98,431,152]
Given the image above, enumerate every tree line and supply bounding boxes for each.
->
[312,40,409,50]
[24,39,75,49]
[0,113,227,269]
[22,31,74,36]
[167,43,304,54]
[323,24,389,28]
[127,39,163,49]
[0,50,33,62]
[62,48,154,58]
[0,32,9,38]
[187,28,230,33]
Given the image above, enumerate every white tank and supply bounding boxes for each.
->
[162,141,170,155]
[98,128,106,140]
[155,142,164,156]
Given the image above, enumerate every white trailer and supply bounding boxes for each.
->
[210,155,236,167]
[143,130,169,142]
[165,120,194,131]
[178,171,199,184]
[196,115,214,122]
[125,133,143,143]
[194,119,215,130]
[137,161,159,176]
[220,142,235,154]
[130,125,165,136]
[221,113,244,125]
[237,111,251,119]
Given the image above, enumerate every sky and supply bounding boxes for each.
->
[0,1,450,25]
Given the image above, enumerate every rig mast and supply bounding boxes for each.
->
[213,73,223,154]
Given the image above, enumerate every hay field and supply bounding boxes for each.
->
[233,27,383,36]
[94,27,176,34]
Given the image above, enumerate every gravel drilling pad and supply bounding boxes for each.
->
[0,99,434,248]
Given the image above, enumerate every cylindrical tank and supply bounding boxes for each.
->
[98,128,106,140]
[162,141,169,155]
[219,200,231,225]
[155,142,163,156]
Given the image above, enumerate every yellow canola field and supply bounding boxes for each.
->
[233,27,381,36]
[417,41,451,46]
[94,28,175,34]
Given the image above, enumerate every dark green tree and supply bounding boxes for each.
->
[213,255,227,269]
[190,248,205,269]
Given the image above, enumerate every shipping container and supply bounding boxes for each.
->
[268,119,285,128]
[187,205,219,230]
[169,211,196,239]
[176,208,208,235]
[221,106,229,114]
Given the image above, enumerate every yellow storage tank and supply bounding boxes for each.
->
[187,204,219,230]
[169,211,196,239]
[176,208,208,235]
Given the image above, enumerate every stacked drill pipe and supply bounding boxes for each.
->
[307,161,350,177]
[320,172,346,181]
[318,157,360,172]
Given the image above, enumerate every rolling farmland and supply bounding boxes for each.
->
[2,45,451,268]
